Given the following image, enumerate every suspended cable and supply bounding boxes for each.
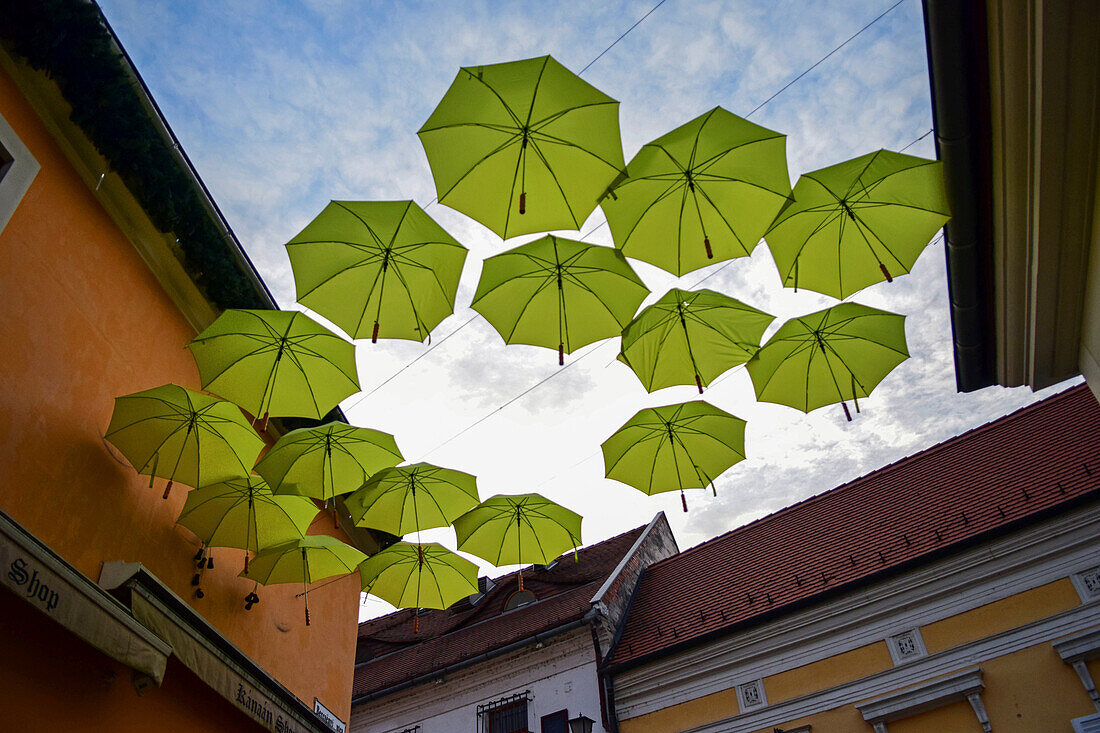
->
[579,0,671,76]
[899,128,933,152]
[745,0,906,118]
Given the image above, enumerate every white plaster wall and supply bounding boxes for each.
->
[351,626,606,733]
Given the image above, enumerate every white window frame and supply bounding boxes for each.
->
[0,110,40,236]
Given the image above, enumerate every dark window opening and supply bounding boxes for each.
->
[0,141,13,183]
[478,691,531,733]
[504,589,537,611]
[541,709,569,733]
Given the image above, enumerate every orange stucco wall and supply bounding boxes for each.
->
[0,584,263,731]
[763,638,894,706]
[0,63,358,723]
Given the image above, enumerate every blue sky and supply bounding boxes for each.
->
[98,0,1074,618]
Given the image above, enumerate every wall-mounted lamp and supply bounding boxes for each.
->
[568,713,595,733]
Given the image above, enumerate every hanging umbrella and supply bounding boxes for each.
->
[601,106,792,276]
[453,494,582,590]
[359,542,479,631]
[618,288,774,394]
[241,535,366,626]
[187,309,359,427]
[472,235,649,364]
[765,150,950,299]
[418,55,625,239]
[254,421,403,502]
[285,200,468,343]
[105,384,264,500]
[746,302,909,421]
[345,462,479,537]
[176,475,318,572]
[601,401,747,512]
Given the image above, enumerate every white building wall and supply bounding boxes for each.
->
[351,626,606,733]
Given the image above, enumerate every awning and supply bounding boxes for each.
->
[0,509,171,683]
[100,561,334,733]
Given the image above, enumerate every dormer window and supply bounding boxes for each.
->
[504,589,537,611]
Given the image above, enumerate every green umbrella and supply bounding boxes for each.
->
[105,384,264,500]
[254,421,403,502]
[472,235,649,364]
[601,401,747,512]
[619,288,774,394]
[345,462,479,537]
[285,200,468,343]
[453,494,582,591]
[746,303,909,420]
[765,150,950,299]
[241,535,367,626]
[418,55,625,239]
[601,106,792,276]
[187,309,359,426]
[176,475,318,571]
[358,542,479,631]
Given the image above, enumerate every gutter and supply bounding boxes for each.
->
[351,609,598,708]
[921,0,997,392]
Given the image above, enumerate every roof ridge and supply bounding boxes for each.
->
[647,381,1088,570]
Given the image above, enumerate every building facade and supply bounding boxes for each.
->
[350,514,678,733]
[0,3,370,730]
[604,385,1100,732]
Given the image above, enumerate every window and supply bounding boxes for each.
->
[505,589,537,611]
[540,710,568,733]
[478,691,531,733]
[0,111,40,237]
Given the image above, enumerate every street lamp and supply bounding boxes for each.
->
[568,713,595,733]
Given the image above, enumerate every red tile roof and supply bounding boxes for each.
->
[352,524,645,701]
[608,383,1100,669]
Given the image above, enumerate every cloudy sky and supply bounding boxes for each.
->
[98,0,1075,618]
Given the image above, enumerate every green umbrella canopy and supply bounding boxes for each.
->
[765,150,950,299]
[358,542,479,615]
[254,422,403,502]
[472,235,649,364]
[601,401,747,512]
[105,384,264,500]
[453,493,582,590]
[176,475,318,570]
[187,309,359,422]
[746,302,909,420]
[285,200,468,343]
[601,106,792,276]
[619,288,774,394]
[345,462,479,537]
[418,55,625,239]
[240,535,367,626]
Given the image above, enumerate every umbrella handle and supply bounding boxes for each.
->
[414,615,419,634]
[518,568,524,592]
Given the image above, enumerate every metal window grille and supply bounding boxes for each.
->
[477,691,531,733]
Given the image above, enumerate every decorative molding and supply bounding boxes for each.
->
[885,628,927,665]
[1072,712,1100,733]
[1055,627,1100,712]
[676,601,1100,733]
[0,106,40,236]
[856,668,989,732]
[614,503,1100,720]
[1072,565,1100,603]
[734,678,767,712]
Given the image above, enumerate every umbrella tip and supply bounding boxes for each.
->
[519,192,526,215]
[879,263,893,283]
[372,321,380,343]
[162,480,173,500]
[704,237,713,259]
[681,491,688,513]
[559,344,564,366]
[842,402,852,422]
